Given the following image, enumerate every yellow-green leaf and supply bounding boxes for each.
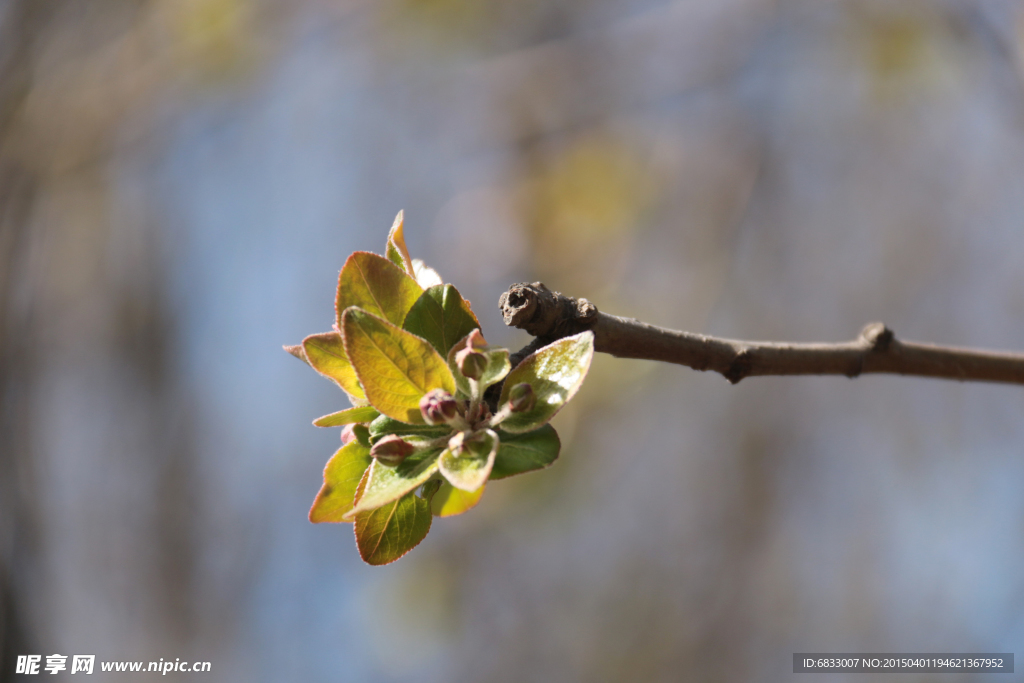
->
[403,284,481,357]
[308,439,373,523]
[302,331,366,401]
[430,480,485,517]
[344,450,441,519]
[342,308,456,423]
[354,490,433,566]
[498,331,594,433]
[491,425,560,479]
[335,251,422,327]
[312,405,380,427]
[385,210,415,276]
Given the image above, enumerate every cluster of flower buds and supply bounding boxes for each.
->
[508,383,536,412]
[419,389,459,426]
[370,434,415,465]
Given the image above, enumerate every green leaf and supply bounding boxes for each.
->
[447,331,511,398]
[308,439,373,523]
[491,425,560,479]
[342,308,457,424]
[335,251,423,328]
[313,406,380,428]
[344,450,441,519]
[302,331,366,401]
[438,429,498,492]
[403,284,481,357]
[498,331,594,433]
[385,210,415,276]
[368,414,450,444]
[431,480,485,517]
[354,489,432,566]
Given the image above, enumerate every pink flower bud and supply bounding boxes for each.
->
[341,424,358,445]
[419,389,459,425]
[508,383,536,412]
[456,347,487,380]
[371,434,415,465]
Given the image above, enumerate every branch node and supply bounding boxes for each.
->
[499,282,598,339]
[724,348,752,384]
[575,297,598,324]
[860,322,894,352]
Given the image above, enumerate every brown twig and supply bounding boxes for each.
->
[498,282,1024,386]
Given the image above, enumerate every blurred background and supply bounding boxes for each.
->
[3,0,1024,680]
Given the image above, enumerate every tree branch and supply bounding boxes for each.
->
[498,282,1024,386]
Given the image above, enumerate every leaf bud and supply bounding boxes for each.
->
[419,389,459,425]
[371,434,415,465]
[508,383,536,413]
[456,347,487,380]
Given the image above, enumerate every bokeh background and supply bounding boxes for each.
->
[4,0,1024,681]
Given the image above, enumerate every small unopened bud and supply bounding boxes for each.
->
[341,424,358,445]
[419,389,458,425]
[456,348,487,380]
[508,383,536,412]
[371,435,414,465]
